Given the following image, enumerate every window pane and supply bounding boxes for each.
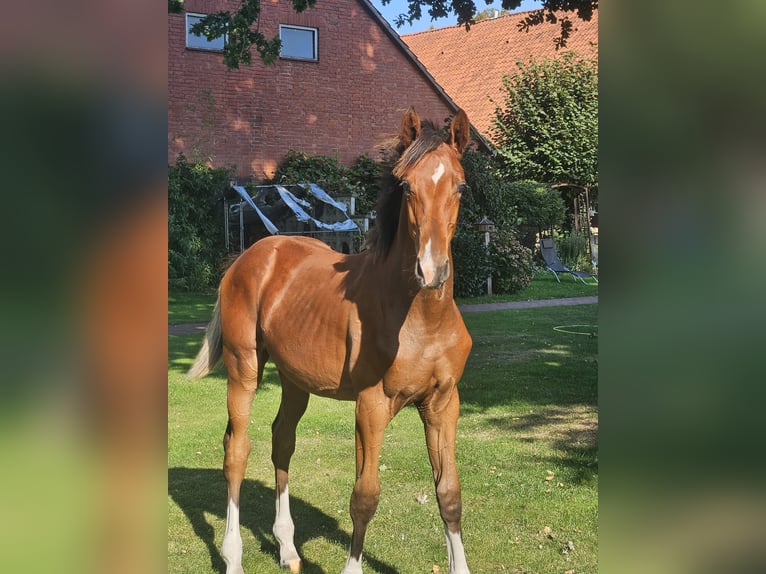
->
[186,14,225,51]
[280,26,317,60]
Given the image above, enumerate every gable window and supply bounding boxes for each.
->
[186,13,225,52]
[279,25,318,61]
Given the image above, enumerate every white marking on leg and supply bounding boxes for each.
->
[445,528,470,574]
[273,485,301,570]
[432,161,445,185]
[221,498,245,574]
[341,555,364,574]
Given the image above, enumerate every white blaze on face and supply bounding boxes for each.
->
[432,161,445,185]
[420,237,437,284]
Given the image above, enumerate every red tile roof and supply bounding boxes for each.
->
[402,9,598,139]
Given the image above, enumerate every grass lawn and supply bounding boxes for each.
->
[169,290,218,325]
[169,304,598,573]
[455,269,598,306]
[168,271,597,325]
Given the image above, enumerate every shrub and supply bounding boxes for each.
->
[459,152,566,246]
[168,154,231,291]
[269,150,381,218]
[557,232,590,271]
[347,154,381,217]
[451,229,493,298]
[269,150,350,191]
[460,149,514,227]
[508,180,567,231]
[490,229,535,294]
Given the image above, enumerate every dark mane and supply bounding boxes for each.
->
[364,121,446,257]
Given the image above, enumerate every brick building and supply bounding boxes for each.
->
[168,0,469,181]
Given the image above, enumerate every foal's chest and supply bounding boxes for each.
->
[381,326,468,399]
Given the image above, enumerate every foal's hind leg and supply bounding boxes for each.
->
[271,379,310,572]
[221,346,264,574]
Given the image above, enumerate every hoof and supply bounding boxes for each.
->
[284,559,301,572]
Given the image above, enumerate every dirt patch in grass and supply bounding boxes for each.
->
[510,405,597,449]
[477,404,598,452]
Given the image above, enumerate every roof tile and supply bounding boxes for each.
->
[402,9,598,138]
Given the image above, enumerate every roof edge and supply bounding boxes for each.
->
[358,0,493,152]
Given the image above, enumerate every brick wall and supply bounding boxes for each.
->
[169,0,457,180]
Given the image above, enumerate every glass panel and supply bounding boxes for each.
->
[280,26,316,60]
[186,14,225,51]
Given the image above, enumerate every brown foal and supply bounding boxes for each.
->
[188,108,474,574]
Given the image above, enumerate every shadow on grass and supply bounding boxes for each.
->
[457,306,598,409]
[483,406,599,485]
[168,467,398,574]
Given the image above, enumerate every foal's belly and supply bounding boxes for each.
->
[266,331,462,405]
[269,351,356,400]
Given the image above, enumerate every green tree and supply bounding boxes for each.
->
[170,0,597,69]
[460,149,513,228]
[507,180,567,230]
[490,53,598,189]
[460,151,565,235]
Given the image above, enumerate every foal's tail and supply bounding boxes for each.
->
[187,296,223,379]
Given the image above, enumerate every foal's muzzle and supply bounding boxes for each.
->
[416,258,450,289]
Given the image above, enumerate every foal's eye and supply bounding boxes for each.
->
[457,183,469,196]
[400,181,413,200]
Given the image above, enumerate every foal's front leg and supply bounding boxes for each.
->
[341,389,392,574]
[418,386,471,574]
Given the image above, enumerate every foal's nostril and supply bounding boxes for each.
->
[416,260,427,285]
[439,262,450,282]
[435,261,450,286]
[416,258,450,289]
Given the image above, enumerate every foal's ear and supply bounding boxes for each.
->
[400,107,421,149]
[449,109,471,154]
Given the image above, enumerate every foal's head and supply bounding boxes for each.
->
[393,108,471,289]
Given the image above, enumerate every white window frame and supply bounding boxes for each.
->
[186,12,226,52]
[279,24,318,62]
